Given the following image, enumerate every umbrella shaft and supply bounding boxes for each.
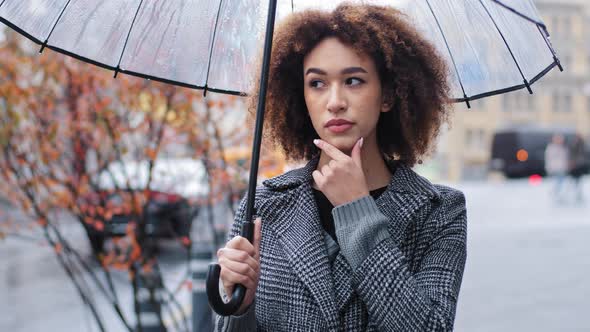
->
[244,0,278,237]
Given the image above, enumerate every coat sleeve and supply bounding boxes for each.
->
[335,189,467,331]
[214,196,258,332]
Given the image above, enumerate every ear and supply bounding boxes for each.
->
[380,89,394,113]
[381,100,392,113]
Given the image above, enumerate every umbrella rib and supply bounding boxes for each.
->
[423,0,471,108]
[450,61,558,103]
[117,69,246,96]
[491,0,563,72]
[491,0,546,31]
[203,0,226,97]
[535,24,563,72]
[114,0,145,78]
[478,0,532,94]
[40,0,73,53]
[0,1,6,8]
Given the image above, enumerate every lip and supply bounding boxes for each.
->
[325,118,354,127]
[325,118,354,134]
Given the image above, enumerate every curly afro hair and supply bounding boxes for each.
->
[248,3,452,166]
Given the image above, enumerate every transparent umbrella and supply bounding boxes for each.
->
[0,0,562,316]
[0,0,561,102]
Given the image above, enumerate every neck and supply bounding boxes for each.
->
[316,141,392,191]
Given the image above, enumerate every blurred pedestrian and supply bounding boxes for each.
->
[545,133,569,202]
[215,4,467,331]
[568,133,587,202]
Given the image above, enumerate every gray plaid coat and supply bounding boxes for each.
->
[219,157,467,331]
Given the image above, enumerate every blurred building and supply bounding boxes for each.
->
[435,0,590,181]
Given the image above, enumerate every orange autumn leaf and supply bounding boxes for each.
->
[129,243,141,262]
[142,262,154,274]
[145,147,157,160]
[94,221,104,232]
[37,218,48,227]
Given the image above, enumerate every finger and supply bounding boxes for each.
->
[225,235,256,257]
[253,218,262,259]
[321,165,333,177]
[220,266,256,290]
[219,256,259,282]
[351,137,364,168]
[328,159,338,169]
[313,139,347,161]
[312,170,325,189]
[218,248,258,271]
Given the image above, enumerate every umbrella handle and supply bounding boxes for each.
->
[207,220,255,316]
[206,264,247,316]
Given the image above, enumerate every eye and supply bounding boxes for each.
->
[345,77,365,86]
[309,80,325,88]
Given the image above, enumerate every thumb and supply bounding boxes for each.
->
[352,137,363,168]
[253,217,262,257]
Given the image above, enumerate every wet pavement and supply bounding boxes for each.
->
[1,177,589,331]
[454,178,590,332]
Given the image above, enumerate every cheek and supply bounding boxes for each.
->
[304,93,322,128]
[307,110,323,134]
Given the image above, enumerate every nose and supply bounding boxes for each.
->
[326,86,347,113]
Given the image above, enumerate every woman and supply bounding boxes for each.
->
[216,4,467,331]
[568,133,587,202]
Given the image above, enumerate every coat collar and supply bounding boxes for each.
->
[263,155,442,201]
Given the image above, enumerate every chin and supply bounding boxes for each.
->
[324,136,356,152]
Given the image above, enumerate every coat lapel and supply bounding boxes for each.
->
[263,158,339,331]
[380,163,440,243]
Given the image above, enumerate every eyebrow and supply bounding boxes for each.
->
[305,67,368,76]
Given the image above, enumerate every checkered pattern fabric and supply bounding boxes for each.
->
[216,157,467,331]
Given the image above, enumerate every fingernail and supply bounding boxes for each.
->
[359,137,364,148]
[313,139,319,146]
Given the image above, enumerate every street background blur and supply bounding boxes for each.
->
[1,0,589,331]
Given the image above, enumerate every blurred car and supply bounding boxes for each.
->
[84,158,208,254]
[490,127,589,178]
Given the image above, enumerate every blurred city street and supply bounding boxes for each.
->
[1,176,588,331]
[453,177,590,332]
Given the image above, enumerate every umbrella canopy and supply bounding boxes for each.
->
[0,0,561,103]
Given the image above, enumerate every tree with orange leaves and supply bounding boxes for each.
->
[0,30,275,331]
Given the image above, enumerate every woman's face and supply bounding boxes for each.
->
[303,37,389,153]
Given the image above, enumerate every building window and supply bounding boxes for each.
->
[466,128,486,150]
[553,92,572,112]
[563,95,572,113]
[563,54,572,69]
[502,94,510,111]
[562,17,571,35]
[503,92,536,112]
[550,16,559,35]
